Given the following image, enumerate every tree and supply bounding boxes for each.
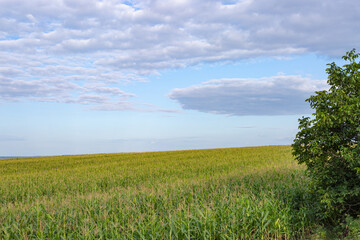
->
[292,49,360,225]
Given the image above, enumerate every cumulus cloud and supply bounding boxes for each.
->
[0,0,359,109]
[0,74,177,112]
[0,75,138,109]
[168,75,328,116]
[1,0,359,59]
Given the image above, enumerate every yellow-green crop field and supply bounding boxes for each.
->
[0,145,314,239]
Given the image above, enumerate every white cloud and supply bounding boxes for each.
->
[0,76,136,108]
[0,74,177,112]
[168,75,328,116]
[0,0,359,110]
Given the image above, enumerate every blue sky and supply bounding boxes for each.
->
[0,0,359,156]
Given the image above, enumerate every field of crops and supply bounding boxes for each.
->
[0,145,315,239]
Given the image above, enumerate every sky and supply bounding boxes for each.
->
[1,0,360,156]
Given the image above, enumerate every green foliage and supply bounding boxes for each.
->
[344,215,360,239]
[0,146,315,239]
[292,49,360,225]
[308,216,360,239]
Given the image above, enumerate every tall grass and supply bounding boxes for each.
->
[0,146,315,239]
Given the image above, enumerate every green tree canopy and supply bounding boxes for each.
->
[292,49,360,225]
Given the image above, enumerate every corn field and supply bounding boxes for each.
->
[0,145,315,239]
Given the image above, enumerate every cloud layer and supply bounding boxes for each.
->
[0,0,359,109]
[169,75,328,115]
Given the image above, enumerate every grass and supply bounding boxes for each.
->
[0,145,317,239]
